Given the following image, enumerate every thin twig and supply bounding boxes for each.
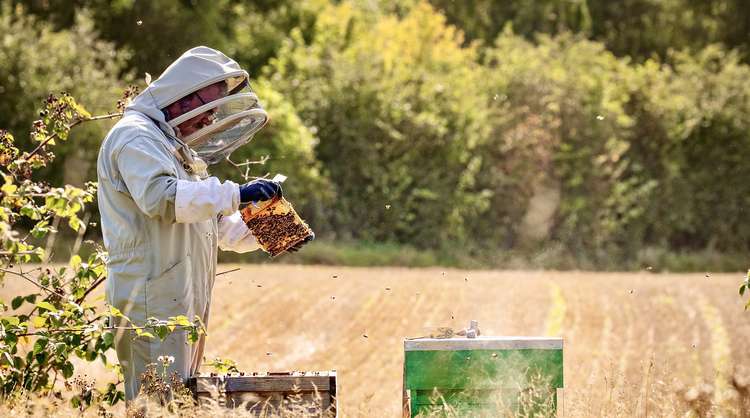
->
[42,215,60,264]
[216,268,241,277]
[226,155,270,167]
[0,251,40,256]
[48,370,58,399]
[18,324,201,337]
[27,113,122,160]
[75,276,106,305]
[84,112,124,122]
[225,155,270,181]
[19,265,43,277]
[17,266,44,318]
[0,268,65,299]
[71,212,91,257]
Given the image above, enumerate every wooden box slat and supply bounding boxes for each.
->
[189,371,337,417]
[194,375,330,393]
[226,392,329,410]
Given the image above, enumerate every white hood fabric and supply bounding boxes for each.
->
[126,46,267,165]
[97,46,261,400]
[127,46,249,139]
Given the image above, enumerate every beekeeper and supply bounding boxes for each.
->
[97,46,309,400]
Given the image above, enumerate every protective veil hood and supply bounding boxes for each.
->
[126,46,267,164]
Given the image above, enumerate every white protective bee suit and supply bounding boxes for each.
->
[96,46,265,400]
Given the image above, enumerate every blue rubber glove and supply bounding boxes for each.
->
[238,179,282,206]
[287,232,315,253]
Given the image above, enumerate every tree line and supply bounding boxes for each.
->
[3,0,750,269]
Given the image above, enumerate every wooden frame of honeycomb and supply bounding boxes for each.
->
[240,196,313,257]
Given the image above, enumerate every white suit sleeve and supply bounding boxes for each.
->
[217,211,261,253]
[175,177,239,223]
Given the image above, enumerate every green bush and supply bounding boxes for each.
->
[227,1,327,75]
[480,30,646,263]
[472,30,750,265]
[428,0,750,63]
[4,0,750,270]
[210,79,334,230]
[267,1,491,246]
[0,5,129,186]
[631,46,750,253]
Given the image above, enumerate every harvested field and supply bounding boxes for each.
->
[2,265,749,416]
[203,265,750,416]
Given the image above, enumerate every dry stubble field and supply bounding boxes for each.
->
[3,264,750,417]
[202,265,750,416]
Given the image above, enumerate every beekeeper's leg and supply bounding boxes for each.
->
[111,319,150,400]
[189,277,214,375]
[112,318,193,400]
[106,271,152,401]
[111,262,196,401]
[190,329,207,375]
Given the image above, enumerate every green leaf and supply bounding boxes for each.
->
[30,220,50,239]
[36,301,56,312]
[135,329,154,339]
[101,331,114,348]
[1,176,17,195]
[19,205,40,220]
[11,296,24,310]
[91,263,106,278]
[3,316,20,326]
[169,315,192,327]
[102,383,124,406]
[741,284,747,296]
[69,255,82,270]
[153,324,169,340]
[68,216,80,232]
[33,337,48,355]
[35,351,49,365]
[108,306,123,317]
[62,361,74,379]
[55,342,68,357]
[31,316,46,328]
[188,327,200,344]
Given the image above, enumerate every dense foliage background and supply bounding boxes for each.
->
[4,0,750,270]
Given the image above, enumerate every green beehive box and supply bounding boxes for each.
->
[403,336,563,417]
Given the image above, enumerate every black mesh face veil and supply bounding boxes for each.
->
[166,81,268,165]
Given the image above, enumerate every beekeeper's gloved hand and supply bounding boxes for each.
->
[239,179,282,206]
[287,232,315,253]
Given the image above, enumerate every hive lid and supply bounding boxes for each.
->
[404,336,563,351]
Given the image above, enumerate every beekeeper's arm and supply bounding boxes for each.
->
[217,179,283,253]
[217,212,261,252]
[116,136,238,223]
[174,175,282,223]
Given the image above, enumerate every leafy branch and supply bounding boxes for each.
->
[26,112,123,162]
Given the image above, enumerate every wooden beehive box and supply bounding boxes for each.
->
[189,371,337,416]
[403,337,563,417]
